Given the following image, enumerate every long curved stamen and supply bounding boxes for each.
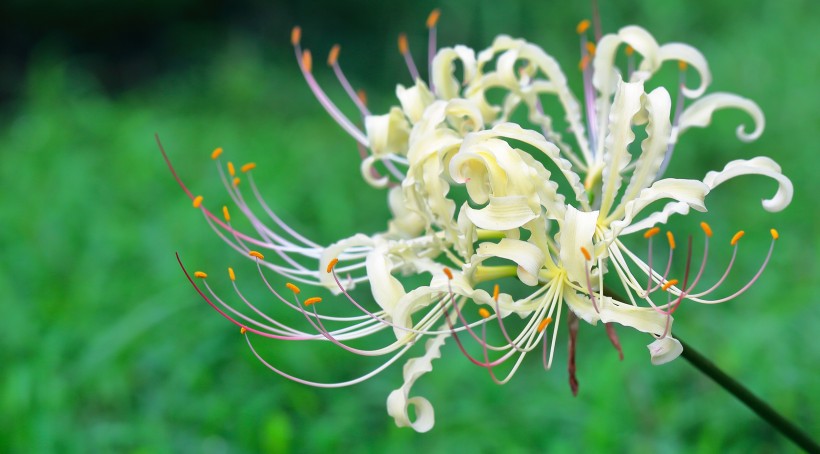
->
[580,246,599,313]
[426,9,440,90]
[327,44,371,117]
[398,33,420,82]
[577,19,598,157]
[684,222,714,293]
[567,311,580,396]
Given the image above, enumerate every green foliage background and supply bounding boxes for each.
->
[1,0,817,452]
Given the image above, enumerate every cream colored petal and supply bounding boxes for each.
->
[702,157,793,212]
[387,186,426,237]
[360,155,391,188]
[599,80,645,219]
[565,292,670,337]
[396,81,435,124]
[657,43,711,98]
[366,243,407,314]
[557,205,599,285]
[365,107,410,157]
[677,93,764,142]
[610,178,709,237]
[476,238,546,286]
[647,336,683,365]
[386,334,447,432]
[464,195,538,231]
[431,45,477,100]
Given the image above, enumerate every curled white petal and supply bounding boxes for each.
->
[365,107,410,157]
[476,238,546,286]
[557,205,599,284]
[366,242,407,314]
[464,195,538,231]
[677,93,765,142]
[648,336,683,365]
[658,43,711,98]
[396,81,435,124]
[610,178,709,237]
[386,334,447,432]
[702,157,793,212]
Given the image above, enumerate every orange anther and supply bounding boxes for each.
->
[302,50,313,72]
[222,206,231,222]
[192,195,203,208]
[357,89,367,106]
[304,297,322,306]
[662,279,679,291]
[286,282,301,294]
[577,19,591,34]
[770,228,779,240]
[731,230,745,246]
[211,147,223,160]
[580,246,591,261]
[579,55,591,71]
[249,250,265,260]
[398,33,409,54]
[227,162,235,177]
[326,258,339,273]
[678,60,688,71]
[241,162,256,173]
[625,45,634,56]
[586,42,596,56]
[492,284,499,302]
[291,26,301,45]
[426,9,441,28]
[643,227,661,239]
[228,267,235,281]
[443,268,453,280]
[537,317,553,333]
[478,308,491,319]
[232,177,241,187]
[240,326,247,335]
[194,271,208,279]
[666,231,676,250]
[700,222,713,238]
[328,44,340,66]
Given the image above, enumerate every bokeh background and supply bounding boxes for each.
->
[1,0,817,452]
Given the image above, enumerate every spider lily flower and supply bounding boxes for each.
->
[164,10,793,433]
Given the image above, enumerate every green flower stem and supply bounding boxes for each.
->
[675,336,819,453]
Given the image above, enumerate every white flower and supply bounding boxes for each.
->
[162,11,792,432]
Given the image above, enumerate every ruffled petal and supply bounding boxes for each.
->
[396,81,435,124]
[676,93,764,142]
[657,43,711,98]
[366,241,407,313]
[610,178,709,237]
[431,45,477,100]
[557,205,599,284]
[386,334,447,432]
[476,238,546,286]
[365,107,410,157]
[702,157,793,212]
[647,336,683,365]
[464,195,538,231]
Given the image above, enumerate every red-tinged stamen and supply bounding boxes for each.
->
[604,323,624,361]
[327,44,371,117]
[398,33,421,82]
[426,9,440,90]
[567,311,580,396]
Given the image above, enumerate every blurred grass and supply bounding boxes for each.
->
[0,0,818,452]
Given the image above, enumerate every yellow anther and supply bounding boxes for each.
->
[328,44,340,66]
[643,227,661,239]
[194,271,208,279]
[326,258,339,274]
[192,195,203,208]
[580,246,591,261]
[228,267,235,281]
[443,268,453,280]
[227,162,235,177]
[586,42,596,56]
[241,162,256,173]
[304,297,322,306]
[492,284,499,302]
[286,282,301,294]
[302,49,313,73]
[731,230,745,246]
[426,9,441,28]
[577,19,591,34]
[291,26,301,45]
[700,222,713,238]
[478,308,491,319]
[222,205,231,222]
[249,250,265,260]
[579,55,591,71]
[240,326,247,335]
[770,228,779,240]
[232,177,240,187]
[678,60,688,71]
[537,317,553,333]
[357,89,367,106]
[398,33,409,54]
[666,231,676,250]
[662,279,679,291]
[211,147,223,160]
[625,45,634,56]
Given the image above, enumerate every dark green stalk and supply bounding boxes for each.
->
[676,336,819,453]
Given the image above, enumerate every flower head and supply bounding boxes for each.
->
[162,10,792,432]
